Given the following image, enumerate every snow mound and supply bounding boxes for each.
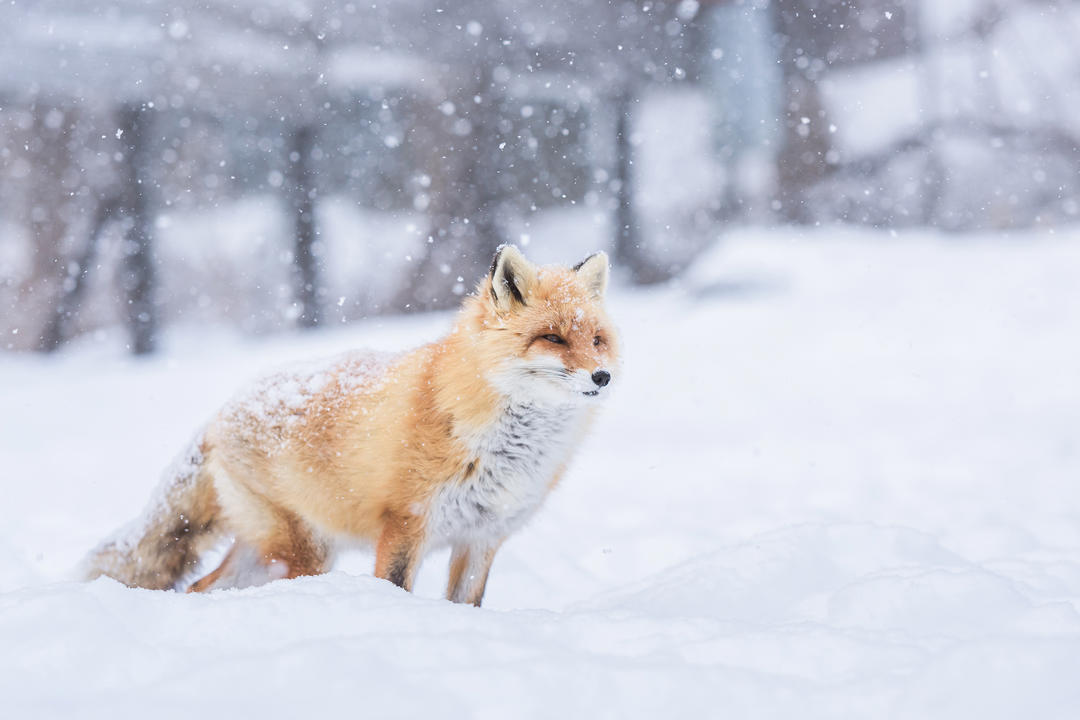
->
[3,227,1080,717]
[4,523,1080,719]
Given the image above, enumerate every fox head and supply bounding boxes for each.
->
[462,245,620,407]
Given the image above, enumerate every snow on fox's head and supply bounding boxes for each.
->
[466,245,620,406]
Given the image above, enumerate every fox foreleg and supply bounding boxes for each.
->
[374,514,426,592]
[446,540,502,606]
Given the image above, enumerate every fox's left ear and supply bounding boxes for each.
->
[573,251,609,298]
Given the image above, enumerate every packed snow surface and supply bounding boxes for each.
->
[3,227,1080,718]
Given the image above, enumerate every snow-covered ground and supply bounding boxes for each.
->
[3,226,1080,718]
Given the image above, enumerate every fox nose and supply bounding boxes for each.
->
[591,370,611,388]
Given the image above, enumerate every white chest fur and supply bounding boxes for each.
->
[427,402,585,544]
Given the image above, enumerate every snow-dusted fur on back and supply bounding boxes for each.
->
[82,432,220,590]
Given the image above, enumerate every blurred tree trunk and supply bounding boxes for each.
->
[613,87,671,285]
[908,0,947,226]
[118,104,157,355]
[287,123,321,328]
[40,103,157,354]
[612,88,641,279]
[38,104,157,354]
[24,102,79,351]
[772,0,834,223]
[399,53,505,311]
[40,196,120,352]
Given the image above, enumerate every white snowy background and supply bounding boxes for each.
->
[3,0,1080,717]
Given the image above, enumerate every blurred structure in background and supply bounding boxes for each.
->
[702,0,784,221]
[1,0,1079,353]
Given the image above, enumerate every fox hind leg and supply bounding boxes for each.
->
[257,510,333,581]
[187,507,332,592]
[187,542,246,593]
[199,467,334,591]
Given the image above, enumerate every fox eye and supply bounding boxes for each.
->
[541,334,565,345]
[593,336,602,347]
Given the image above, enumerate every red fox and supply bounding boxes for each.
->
[84,246,618,606]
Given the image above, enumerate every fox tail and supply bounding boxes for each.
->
[82,432,221,590]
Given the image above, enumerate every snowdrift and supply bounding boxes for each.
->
[2,228,1080,718]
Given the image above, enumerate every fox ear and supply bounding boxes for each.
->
[573,251,609,298]
[489,245,537,313]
